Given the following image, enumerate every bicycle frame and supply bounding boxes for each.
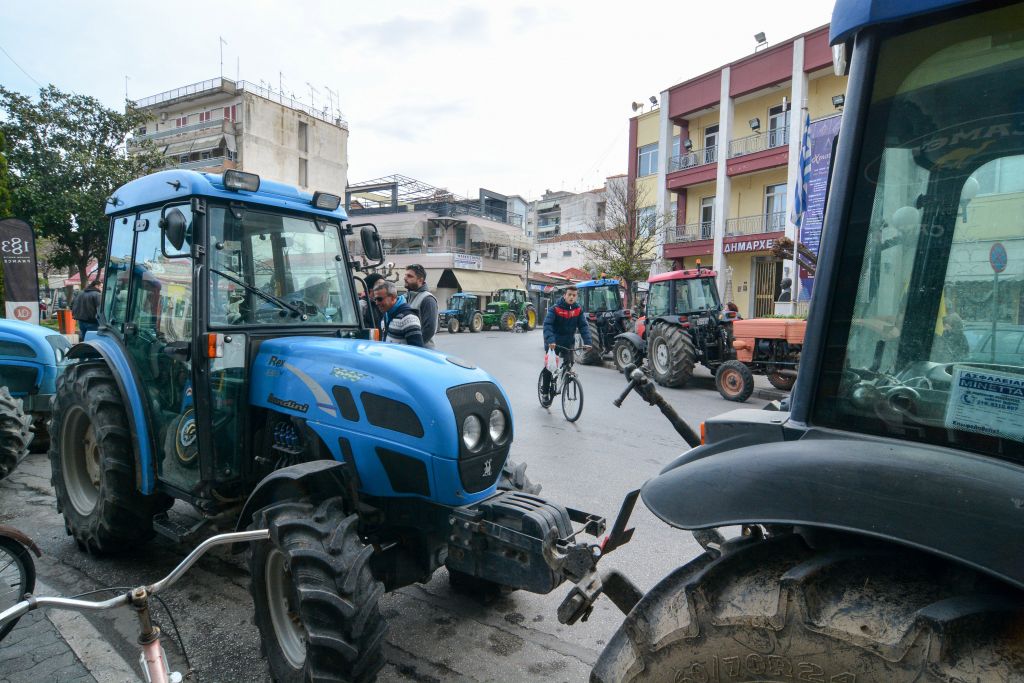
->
[0,529,269,683]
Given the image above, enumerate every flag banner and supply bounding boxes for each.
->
[798,115,843,299]
[0,218,40,325]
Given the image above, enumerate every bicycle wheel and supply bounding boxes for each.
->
[561,376,584,422]
[0,535,35,642]
[537,369,554,408]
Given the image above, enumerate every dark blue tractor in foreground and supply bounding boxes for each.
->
[48,169,630,681]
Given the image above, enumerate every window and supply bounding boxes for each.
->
[764,184,787,231]
[768,103,790,148]
[136,126,147,136]
[637,206,656,237]
[540,252,548,259]
[179,154,189,164]
[223,105,237,122]
[637,143,658,177]
[562,250,572,257]
[200,151,211,160]
[175,116,188,128]
[198,111,212,123]
[298,158,308,187]
[703,125,719,164]
[671,135,680,159]
[298,121,308,153]
[700,197,715,239]
[648,282,670,316]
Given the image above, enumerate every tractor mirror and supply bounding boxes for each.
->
[360,224,383,262]
[160,207,189,252]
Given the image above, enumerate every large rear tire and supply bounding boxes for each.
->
[593,533,1024,683]
[715,360,755,402]
[579,321,603,365]
[647,324,695,388]
[525,306,538,331]
[251,497,386,683]
[49,363,168,554]
[0,387,32,480]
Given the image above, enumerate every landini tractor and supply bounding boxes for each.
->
[49,169,629,681]
[563,1,1024,680]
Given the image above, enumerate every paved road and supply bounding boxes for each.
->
[0,329,778,682]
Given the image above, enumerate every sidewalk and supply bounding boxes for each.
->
[0,611,95,683]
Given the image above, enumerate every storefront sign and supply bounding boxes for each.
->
[454,253,482,270]
[724,238,776,254]
[0,218,40,325]
[799,115,843,297]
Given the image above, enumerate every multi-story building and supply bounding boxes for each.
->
[527,184,609,239]
[346,175,532,306]
[631,25,847,317]
[131,77,348,193]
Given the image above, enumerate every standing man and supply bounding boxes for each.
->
[540,286,591,394]
[373,280,424,347]
[404,264,438,348]
[72,280,102,336]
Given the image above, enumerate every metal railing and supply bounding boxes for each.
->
[728,127,789,157]
[667,221,715,243]
[134,78,228,108]
[134,119,236,143]
[380,245,525,263]
[668,146,718,172]
[725,212,786,236]
[349,201,523,227]
[172,156,228,170]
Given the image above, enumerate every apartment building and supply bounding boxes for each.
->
[131,77,348,193]
[631,25,847,317]
[346,175,531,306]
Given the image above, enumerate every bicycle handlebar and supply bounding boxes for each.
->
[0,529,269,628]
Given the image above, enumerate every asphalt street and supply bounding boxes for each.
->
[0,329,778,682]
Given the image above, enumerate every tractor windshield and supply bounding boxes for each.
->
[814,4,1024,459]
[676,277,720,314]
[586,285,621,312]
[208,205,358,327]
[449,296,469,311]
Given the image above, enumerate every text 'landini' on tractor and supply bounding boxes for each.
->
[48,169,637,681]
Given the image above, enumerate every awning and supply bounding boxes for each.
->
[442,269,523,295]
[423,268,445,289]
[469,224,533,251]
[376,219,426,240]
[164,134,225,156]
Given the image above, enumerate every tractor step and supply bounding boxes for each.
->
[153,511,211,545]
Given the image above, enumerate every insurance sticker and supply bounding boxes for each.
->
[945,366,1024,443]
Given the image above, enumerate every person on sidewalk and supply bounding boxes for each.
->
[404,264,438,348]
[71,281,102,336]
[373,280,424,347]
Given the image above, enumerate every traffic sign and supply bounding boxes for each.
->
[990,242,1007,273]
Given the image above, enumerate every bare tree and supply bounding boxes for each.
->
[579,179,667,305]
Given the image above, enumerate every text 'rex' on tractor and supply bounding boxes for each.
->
[48,169,634,681]
[575,1,1024,680]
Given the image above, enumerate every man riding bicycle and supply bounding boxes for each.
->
[541,285,592,394]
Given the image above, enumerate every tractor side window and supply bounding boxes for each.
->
[130,209,193,343]
[648,283,670,317]
[814,5,1024,459]
[103,214,136,330]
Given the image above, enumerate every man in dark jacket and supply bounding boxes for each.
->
[404,264,438,348]
[541,286,591,393]
[72,281,102,335]
[373,280,424,347]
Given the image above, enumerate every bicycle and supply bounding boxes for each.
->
[537,345,586,422]
[0,526,39,643]
[0,529,268,683]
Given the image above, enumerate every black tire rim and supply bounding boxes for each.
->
[61,406,100,517]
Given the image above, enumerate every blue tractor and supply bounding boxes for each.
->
[49,169,627,681]
[573,278,630,365]
[0,319,69,478]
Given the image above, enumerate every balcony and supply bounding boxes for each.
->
[536,221,561,234]
[171,156,233,171]
[135,119,237,143]
[728,127,789,157]
[725,212,786,237]
[666,221,714,243]
[668,146,718,172]
[349,200,522,228]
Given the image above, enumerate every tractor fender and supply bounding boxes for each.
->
[66,336,158,494]
[642,425,1024,591]
[234,460,353,538]
[613,331,645,352]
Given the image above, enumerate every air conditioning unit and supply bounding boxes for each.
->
[160,112,168,122]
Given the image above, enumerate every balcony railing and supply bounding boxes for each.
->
[728,127,789,158]
[668,146,718,172]
[171,156,228,170]
[349,201,522,227]
[725,212,786,236]
[134,119,236,143]
[667,222,714,243]
[380,245,525,263]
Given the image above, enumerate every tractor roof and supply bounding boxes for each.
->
[831,0,972,43]
[649,268,717,283]
[105,170,350,221]
[452,293,477,299]
[576,278,621,288]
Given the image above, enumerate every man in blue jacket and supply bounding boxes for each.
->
[541,286,591,394]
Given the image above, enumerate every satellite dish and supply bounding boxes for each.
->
[631,102,641,112]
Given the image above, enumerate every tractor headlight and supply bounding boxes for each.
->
[462,414,483,450]
[488,409,507,443]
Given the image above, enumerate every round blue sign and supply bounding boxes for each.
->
[990,242,1007,274]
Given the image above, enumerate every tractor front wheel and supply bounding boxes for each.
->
[469,312,484,333]
[500,311,516,331]
[613,338,639,373]
[448,318,460,333]
[0,387,32,480]
[715,360,755,402]
[251,497,386,683]
[49,363,169,554]
[593,533,1024,683]
[525,306,537,331]
[648,324,695,388]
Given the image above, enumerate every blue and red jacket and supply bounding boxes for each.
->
[543,296,592,349]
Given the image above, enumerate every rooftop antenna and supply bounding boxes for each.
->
[306,82,319,109]
[279,71,285,103]
[219,36,227,77]
[324,85,338,119]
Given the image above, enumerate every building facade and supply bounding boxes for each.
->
[131,78,348,193]
[630,25,847,317]
[346,175,531,307]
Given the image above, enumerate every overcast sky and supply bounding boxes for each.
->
[2,1,833,199]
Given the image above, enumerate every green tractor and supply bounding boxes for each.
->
[439,293,483,333]
[484,288,537,332]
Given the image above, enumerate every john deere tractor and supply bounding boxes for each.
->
[493,288,538,331]
[48,169,622,681]
[565,2,1024,679]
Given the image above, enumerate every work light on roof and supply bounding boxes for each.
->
[223,170,260,192]
[312,191,341,211]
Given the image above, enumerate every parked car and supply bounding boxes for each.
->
[963,323,1024,367]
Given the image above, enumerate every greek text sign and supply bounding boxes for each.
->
[945,366,1024,443]
[724,238,776,254]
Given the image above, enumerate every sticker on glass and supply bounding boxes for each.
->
[944,366,1024,443]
